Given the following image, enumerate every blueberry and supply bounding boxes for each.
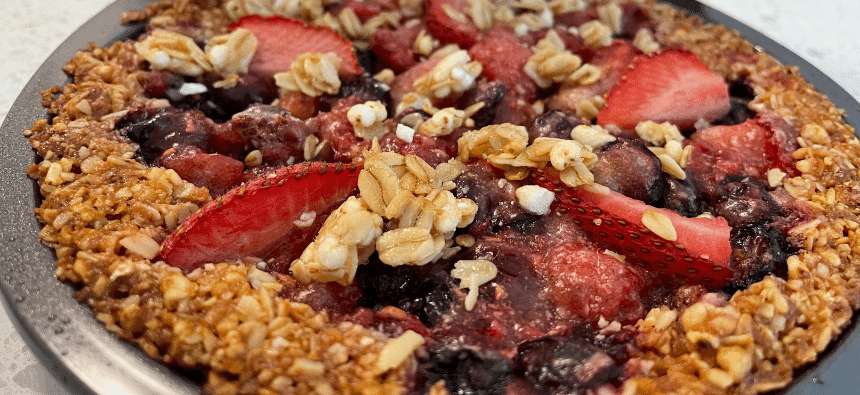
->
[716,97,758,126]
[454,161,515,225]
[591,138,667,205]
[141,71,180,98]
[208,73,278,116]
[618,3,653,39]
[418,346,512,395]
[715,80,757,126]
[324,75,391,106]
[729,225,790,288]
[230,104,313,167]
[356,259,453,326]
[486,202,537,234]
[507,216,541,234]
[527,109,582,143]
[515,336,620,394]
[704,178,796,288]
[119,109,212,165]
[728,79,756,100]
[141,71,279,123]
[663,177,703,217]
[355,47,379,74]
[458,81,507,129]
[711,177,779,228]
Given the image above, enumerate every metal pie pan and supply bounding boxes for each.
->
[0,1,857,394]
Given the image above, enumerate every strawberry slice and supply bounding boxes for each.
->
[277,90,320,120]
[558,3,652,39]
[370,20,426,73]
[547,40,639,114]
[389,56,442,105]
[334,1,383,22]
[333,0,399,21]
[554,7,599,28]
[230,15,363,78]
[536,243,646,324]
[159,146,245,197]
[425,0,480,48]
[686,112,800,201]
[597,49,731,130]
[468,25,537,102]
[160,162,360,272]
[690,112,799,178]
[532,169,734,287]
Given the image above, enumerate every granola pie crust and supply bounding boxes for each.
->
[22,0,860,394]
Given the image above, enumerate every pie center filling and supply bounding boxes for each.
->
[30,0,833,394]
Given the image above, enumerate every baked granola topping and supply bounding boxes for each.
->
[23,0,860,394]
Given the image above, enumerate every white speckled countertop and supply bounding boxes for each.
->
[1,1,858,394]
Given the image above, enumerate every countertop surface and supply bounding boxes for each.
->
[1,1,858,394]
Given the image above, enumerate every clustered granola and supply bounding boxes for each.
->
[24,0,860,394]
[627,3,860,393]
[28,2,413,394]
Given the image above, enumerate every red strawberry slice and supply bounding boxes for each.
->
[690,112,799,178]
[277,90,320,120]
[230,15,363,78]
[334,1,383,22]
[468,25,537,102]
[370,20,426,73]
[597,49,731,130]
[536,243,646,323]
[160,162,360,272]
[522,27,587,55]
[686,112,800,201]
[159,146,245,197]
[334,0,399,21]
[547,40,639,114]
[532,169,734,287]
[425,0,480,48]
[307,96,371,163]
[389,56,443,105]
[618,3,654,39]
[555,7,599,28]
[559,3,652,39]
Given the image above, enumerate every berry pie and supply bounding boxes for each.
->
[24,0,860,394]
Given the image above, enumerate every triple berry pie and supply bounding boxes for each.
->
[24,0,860,394]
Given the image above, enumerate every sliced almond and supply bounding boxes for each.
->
[641,209,678,241]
